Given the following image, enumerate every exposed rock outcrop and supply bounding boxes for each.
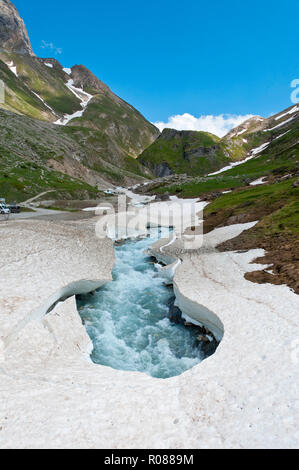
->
[0,0,34,56]
[224,116,266,139]
[70,64,113,97]
[155,163,173,177]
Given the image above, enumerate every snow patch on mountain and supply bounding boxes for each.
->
[55,79,93,126]
[250,177,267,186]
[63,67,72,75]
[6,61,18,77]
[208,142,270,176]
[274,105,299,121]
[31,91,57,115]
[264,116,296,132]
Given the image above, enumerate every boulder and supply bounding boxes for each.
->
[156,192,170,201]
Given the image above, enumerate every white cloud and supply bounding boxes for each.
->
[41,40,62,55]
[153,113,255,138]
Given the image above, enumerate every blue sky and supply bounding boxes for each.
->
[14,0,299,134]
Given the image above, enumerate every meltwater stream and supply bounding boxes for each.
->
[77,227,205,379]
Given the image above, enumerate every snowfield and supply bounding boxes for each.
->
[0,197,298,448]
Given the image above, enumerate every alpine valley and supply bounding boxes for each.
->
[0,0,298,451]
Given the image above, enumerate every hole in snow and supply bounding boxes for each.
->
[76,227,221,379]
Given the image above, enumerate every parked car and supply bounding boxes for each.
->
[9,202,21,213]
[0,202,11,215]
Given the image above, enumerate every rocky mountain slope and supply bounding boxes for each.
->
[0,107,155,201]
[0,0,34,56]
[224,115,265,139]
[0,0,297,211]
[0,1,159,200]
[66,64,160,158]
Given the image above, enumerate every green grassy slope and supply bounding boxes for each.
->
[138,128,231,177]
[0,108,151,202]
[203,176,299,294]
[205,178,299,236]
[0,162,101,202]
[0,52,82,119]
[0,52,160,159]
[138,105,298,180]
[149,110,298,197]
[67,86,159,159]
[136,108,299,293]
[0,58,54,120]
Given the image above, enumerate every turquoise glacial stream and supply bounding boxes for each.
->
[77,227,203,379]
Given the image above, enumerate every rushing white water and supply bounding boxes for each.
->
[77,227,205,379]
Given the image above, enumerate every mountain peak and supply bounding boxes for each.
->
[70,65,112,95]
[224,115,265,139]
[0,0,34,56]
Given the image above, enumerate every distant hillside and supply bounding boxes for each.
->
[134,104,299,293]
[138,105,299,178]
[138,128,230,177]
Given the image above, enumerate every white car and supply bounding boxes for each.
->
[0,202,10,215]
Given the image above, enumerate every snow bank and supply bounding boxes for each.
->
[174,283,224,342]
[0,206,298,448]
